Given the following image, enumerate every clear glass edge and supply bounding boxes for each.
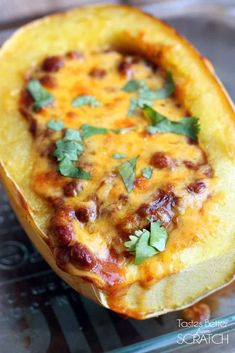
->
[107,314,235,353]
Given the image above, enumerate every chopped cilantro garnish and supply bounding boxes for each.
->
[127,97,138,116]
[141,166,153,179]
[139,72,175,100]
[53,140,83,161]
[116,156,138,193]
[47,119,64,132]
[123,79,146,92]
[27,79,54,111]
[58,156,91,179]
[149,221,168,252]
[53,128,88,179]
[72,95,102,108]
[143,105,200,141]
[125,221,168,264]
[112,153,127,159]
[80,124,109,139]
[64,128,82,142]
[79,125,133,138]
[127,96,153,116]
[124,71,175,116]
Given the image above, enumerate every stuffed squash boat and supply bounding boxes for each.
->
[0,5,234,319]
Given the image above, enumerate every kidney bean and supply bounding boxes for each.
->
[50,206,75,246]
[118,59,133,76]
[20,89,34,109]
[150,152,172,169]
[63,181,84,197]
[70,242,97,270]
[137,189,178,226]
[187,180,206,194]
[42,56,64,72]
[183,160,199,171]
[66,51,84,60]
[54,247,70,270]
[75,201,97,223]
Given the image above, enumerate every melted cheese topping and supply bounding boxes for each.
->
[20,49,215,289]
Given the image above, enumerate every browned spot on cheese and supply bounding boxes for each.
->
[40,75,57,89]
[89,68,106,78]
[33,170,64,188]
[66,111,78,120]
[135,176,148,190]
[97,261,124,288]
[66,51,84,60]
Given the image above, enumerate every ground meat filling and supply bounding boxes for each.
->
[116,189,178,239]
[19,48,214,284]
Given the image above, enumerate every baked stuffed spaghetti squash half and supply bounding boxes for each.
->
[0,5,234,319]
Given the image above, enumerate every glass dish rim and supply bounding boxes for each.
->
[107,313,235,352]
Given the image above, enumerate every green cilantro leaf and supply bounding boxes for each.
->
[123,79,146,92]
[72,95,102,108]
[80,124,109,139]
[143,104,166,125]
[141,166,153,179]
[116,156,138,193]
[137,97,153,108]
[127,96,153,116]
[143,105,200,141]
[125,229,157,265]
[79,124,133,139]
[149,221,168,252]
[47,119,64,131]
[124,72,175,116]
[127,97,139,116]
[58,156,91,179]
[124,234,140,252]
[27,79,54,111]
[135,230,158,265]
[112,153,127,159]
[124,221,168,264]
[139,71,175,100]
[64,128,82,142]
[53,140,83,161]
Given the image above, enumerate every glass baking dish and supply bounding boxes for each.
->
[0,1,234,352]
